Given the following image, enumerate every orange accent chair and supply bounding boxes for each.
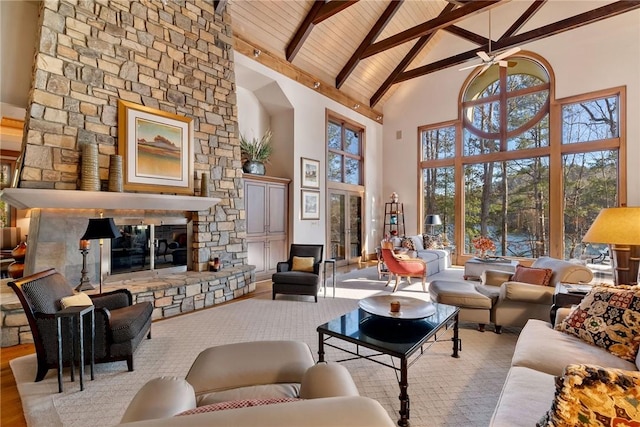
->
[379,241,428,292]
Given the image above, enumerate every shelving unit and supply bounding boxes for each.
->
[383,202,405,238]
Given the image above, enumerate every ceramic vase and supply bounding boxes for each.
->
[108,154,123,192]
[242,161,265,175]
[81,144,100,191]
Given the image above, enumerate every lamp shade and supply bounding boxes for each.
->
[81,218,120,240]
[582,207,640,245]
[425,214,442,226]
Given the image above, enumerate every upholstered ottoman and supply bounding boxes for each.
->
[185,340,316,406]
[429,280,493,332]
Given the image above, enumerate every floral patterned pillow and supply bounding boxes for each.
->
[400,237,416,251]
[556,284,640,362]
[537,364,640,427]
[422,233,440,249]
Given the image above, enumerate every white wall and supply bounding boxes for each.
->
[235,53,384,255]
[382,9,640,235]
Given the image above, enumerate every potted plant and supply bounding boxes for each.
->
[240,129,273,175]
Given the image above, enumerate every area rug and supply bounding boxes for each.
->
[11,267,520,427]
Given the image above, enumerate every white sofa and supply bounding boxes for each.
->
[400,234,451,276]
[490,314,640,426]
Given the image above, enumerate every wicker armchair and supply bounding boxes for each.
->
[8,268,153,382]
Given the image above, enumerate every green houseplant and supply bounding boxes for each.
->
[240,129,273,175]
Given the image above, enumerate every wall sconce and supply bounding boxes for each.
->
[313,82,320,89]
[253,49,261,57]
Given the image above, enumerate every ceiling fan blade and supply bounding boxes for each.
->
[494,47,522,61]
[477,51,491,62]
[477,63,491,75]
[459,62,483,71]
[498,60,508,67]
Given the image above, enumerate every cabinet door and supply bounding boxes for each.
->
[247,239,266,275]
[245,181,267,235]
[267,184,286,234]
[267,235,287,272]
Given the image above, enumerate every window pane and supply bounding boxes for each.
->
[464,130,499,156]
[421,126,455,160]
[345,157,360,185]
[563,150,618,260]
[562,96,619,143]
[466,102,500,134]
[344,128,359,155]
[328,122,341,149]
[464,157,550,257]
[507,92,549,133]
[507,114,549,150]
[328,152,343,182]
[422,166,455,244]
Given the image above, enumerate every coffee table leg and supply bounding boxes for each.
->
[452,312,460,358]
[317,331,325,362]
[398,358,409,426]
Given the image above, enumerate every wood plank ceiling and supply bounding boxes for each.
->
[228,0,640,117]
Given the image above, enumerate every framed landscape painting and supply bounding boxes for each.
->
[118,100,194,194]
[301,157,320,188]
[301,190,320,220]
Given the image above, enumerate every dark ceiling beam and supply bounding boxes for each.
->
[444,26,490,45]
[213,0,227,15]
[336,0,405,89]
[361,0,503,59]
[395,1,640,85]
[499,0,547,40]
[286,0,359,62]
[370,4,456,107]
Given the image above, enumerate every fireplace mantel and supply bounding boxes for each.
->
[0,188,220,211]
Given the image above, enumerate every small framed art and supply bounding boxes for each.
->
[301,157,320,188]
[301,190,320,220]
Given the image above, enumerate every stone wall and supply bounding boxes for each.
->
[18,0,245,270]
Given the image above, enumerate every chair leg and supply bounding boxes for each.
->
[421,277,426,292]
[272,290,276,300]
[478,324,486,332]
[385,275,392,287]
[406,276,411,285]
[392,275,400,293]
[494,325,502,334]
[314,295,318,303]
[35,360,49,382]
[147,328,152,339]
[127,356,134,372]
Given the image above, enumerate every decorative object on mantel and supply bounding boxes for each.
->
[390,192,399,203]
[240,129,273,175]
[209,257,220,272]
[80,216,120,293]
[80,144,100,191]
[107,154,123,192]
[77,239,92,291]
[7,240,27,279]
[200,172,209,197]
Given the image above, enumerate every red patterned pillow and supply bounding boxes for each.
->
[556,284,640,362]
[512,265,553,286]
[177,397,301,416]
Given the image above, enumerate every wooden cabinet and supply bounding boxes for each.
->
[244,175,290,280]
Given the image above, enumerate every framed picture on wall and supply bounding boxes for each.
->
[301,190,320,220]
[301,157,320,188]
[118,100,194,194]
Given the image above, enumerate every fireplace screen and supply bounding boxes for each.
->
[111,224,188,275]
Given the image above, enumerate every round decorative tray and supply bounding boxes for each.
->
[358,295,436,320]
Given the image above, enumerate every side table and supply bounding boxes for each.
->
[549,283,589,324]
[323,259,336,298]
[55,305,95,393]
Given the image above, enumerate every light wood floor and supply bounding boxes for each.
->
[0,261,373,426]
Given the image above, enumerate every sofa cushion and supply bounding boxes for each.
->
[410,235,423,252]
[512,320,636,377]
[422,233,440,249]
[400,237,416,251]
[556,284,640,362]
[512,265,552,287]
[537,364,640,427]
[177,397,301,416]
[291,256,314,272]
[109,301,153,343]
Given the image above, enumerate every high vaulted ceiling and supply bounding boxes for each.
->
[227,0,640,115]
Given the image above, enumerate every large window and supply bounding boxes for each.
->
[327,118,364,185]
[420,55,625,261]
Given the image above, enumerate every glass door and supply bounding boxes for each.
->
[328,190,363,266]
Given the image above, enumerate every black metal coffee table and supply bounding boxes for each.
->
[317,301,460,426]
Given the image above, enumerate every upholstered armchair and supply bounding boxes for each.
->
[379,241,427,293]
[8,268,153,382]
[476,256,594,331]
[272,244,323,302]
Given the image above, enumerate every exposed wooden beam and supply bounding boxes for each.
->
[234,36,384,123]
[213,0,227,15]
[336,0,404,89]
[286,0,359,62]
[361,0,504,59]
[499,0,547,40]
[370,4,456,107]
[444,25,490,45]
[396,1,640,84]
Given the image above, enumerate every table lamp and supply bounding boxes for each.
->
[425,214,442,236]
[582,207,640,285]
[79,216,120,294]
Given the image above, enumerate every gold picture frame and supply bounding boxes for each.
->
[118,100,194,194]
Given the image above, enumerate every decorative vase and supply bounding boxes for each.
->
[200,172,210,197]
[108,154,123,192]
[8,241,27,279]
[242,160,265,175]
[81,144,100,191]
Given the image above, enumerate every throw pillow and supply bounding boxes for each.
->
[556,284,640,362]
[511,265,553,286]
[537,364,640,427]
[291,256,315,272]
[422,233,440,249]
[177,397,302,416]
[401,237,416,251]
[60,292,93,308]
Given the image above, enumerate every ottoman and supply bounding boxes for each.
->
[429,280,493,332]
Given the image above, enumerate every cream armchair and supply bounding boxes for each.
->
[476,257,593,332]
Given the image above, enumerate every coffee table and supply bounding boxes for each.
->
[317,298,460,426]
[463,257,519,280]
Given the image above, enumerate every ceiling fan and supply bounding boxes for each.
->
[459,10,521,75]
